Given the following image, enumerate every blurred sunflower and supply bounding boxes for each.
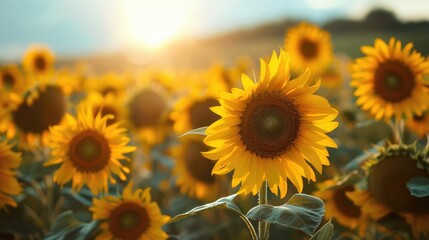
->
[90,181,170,240]
[84,72,131,98]
[285,22,332,77]
[81,92,125,126]
[22,44,55,77]
[171,135,224,201]
[0,65,26,93]
[405,112,429,138]
[171,87,220,135]
[127,75,172,146]
[44,103,136,195]
[347,143,429,238]
[314,179,367,236]
[0,142,22,208]
[203,49,338,198]
[351,37,429,120]
[1,83,67,147]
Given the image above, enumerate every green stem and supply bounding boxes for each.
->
[258,181,269,240]
[238,214,258,240]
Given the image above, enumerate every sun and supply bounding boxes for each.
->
[121,0,189,49]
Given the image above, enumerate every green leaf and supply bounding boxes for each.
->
[179,127,207,137]
[246,193,324,236]
[325,171,361,191]
[45,211,98,240]
[310,220,334,240]
[169,194,241,223]
[407,177,429,197]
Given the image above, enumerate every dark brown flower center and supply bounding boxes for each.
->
[368,154,429,214]
[101,86,118,96]
[34,55,47,72]
[413,114,426,122]
[109,202,150,239]
[189,98,220,129]
[1,72,15,90]
[333,186,361,218]
[69,130,110,172]
[129,90,167,128]
[94,105,118,126]
[12,86,66,134]
[374,60,415,103]
[299,38,318,60]
[240,93,300,158]
[183,140,216,184]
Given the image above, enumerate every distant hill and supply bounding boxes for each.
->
[54,8,429,72]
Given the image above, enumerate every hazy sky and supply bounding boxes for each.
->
[1,0,428,60]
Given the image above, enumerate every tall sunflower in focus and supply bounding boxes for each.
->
[351,38,429,120]
[45,103,136,195]
[285,22,332,76]
[314,179,367,237]
[203,49,338,198]
[171,135,224,201]
[347,143,429,238]
[0,142,22,208]
[90,181,170,240]
[405,112,429,138]
[22,45,55,77]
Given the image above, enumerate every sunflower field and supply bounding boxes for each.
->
[1,3,429,240]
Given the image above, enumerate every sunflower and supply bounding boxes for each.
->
[22,44,55,77]
[127,74,172,146]
[171,135,224,201]
[347,143,429,238]
[84,72,131,98]
[0,65,26,94]
[351,37,429,120]
[203,49,338,198]
[44,103,136,195]
[171,87,221,135]
[284,22,333,77]
[81,92,125,126]
[0,83,67,147]
[90,181,170,240]
[0,142,22,208]
[405,112,429,138]
[314,179,367,236]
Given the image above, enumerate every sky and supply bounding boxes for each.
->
[1,0,429,60]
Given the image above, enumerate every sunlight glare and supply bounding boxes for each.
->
[122,0,190,49]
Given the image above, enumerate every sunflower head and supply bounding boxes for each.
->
[171,84,221,135]
[351,37,429,120]
[90,181,170,240]
[171,135,224,201]
[284,22,333,76]
[127,76,173,146]
[405,112,429,138]
[84,72,131,98]
[44,103,136,194]
[22,45,55,76]
[0,142,22,208]
[0,65,26,93]
[203,49,338,198]
[12,85,66,135]
[81,92,125,126]
[349,142,429,238]
[314,179,367,237]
